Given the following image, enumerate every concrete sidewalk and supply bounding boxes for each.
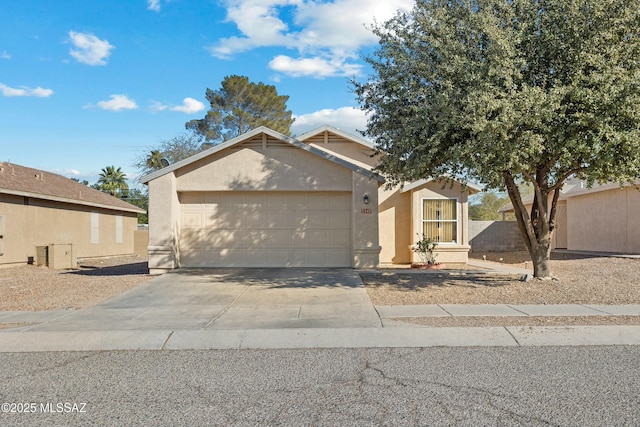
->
[1,325,640,352]
[3,304,640,326]
[1,304,640,352]
[375,304,640,321]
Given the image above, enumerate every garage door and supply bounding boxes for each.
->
[179,192,352,267]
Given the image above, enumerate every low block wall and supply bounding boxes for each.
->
[134,230,149,258]
[469,221,526,252]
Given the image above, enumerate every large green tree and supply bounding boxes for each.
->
[186,75,294,142]
[469,192,509,221]
[123,188,149,224]
[97,166,129,198]
[354,0,640,278]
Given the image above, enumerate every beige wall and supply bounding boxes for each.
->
[567,187,640,253]
[306,133,377,169]
[134,229,149,257]
[351,173,381,268]
[148,172,180,274]
[0,193,138,267]
[176,140,353,192]
[378,188,412,264]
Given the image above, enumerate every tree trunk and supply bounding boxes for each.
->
[503,171,557,279]
[528,236,552,278]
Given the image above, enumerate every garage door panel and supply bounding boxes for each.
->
[264,212,289,228]
[328,212,350,229]
[180,191,352,267]
[182,213,202,228]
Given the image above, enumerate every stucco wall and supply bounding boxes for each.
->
[0,193,138,267]
[567,187,640,253]
[176,145,353,192]
[351,173,381,268]
[305,135,377,169]
[147,172,180,274]
[378,187,412,264]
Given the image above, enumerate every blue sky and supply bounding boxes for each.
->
[1,0,414,186]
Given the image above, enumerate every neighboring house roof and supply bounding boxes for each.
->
[297,124,375,149]
[499,179,640,212]
[0,162,145,214]
[401,178,483,194]
[141,126,385,184]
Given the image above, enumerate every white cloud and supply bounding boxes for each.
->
[150,101,168,112]
[209,0,296,59]
[170,97,206,114]
[0,83,54,97]
[291,107,368,136]
[89,94,138,111]
[211,0,414,77]
[147,0,161,11]
[68,31,115,66]
[0,51,11,60]
[269,54,361,78]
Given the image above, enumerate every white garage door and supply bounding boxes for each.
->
[180,192,352,267]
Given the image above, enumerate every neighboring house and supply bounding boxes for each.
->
[0,162,145,268]
[142,125,479,274]
[500,179,640,253]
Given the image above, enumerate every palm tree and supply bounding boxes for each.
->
[146,150,165,171]
[97,166,129,198]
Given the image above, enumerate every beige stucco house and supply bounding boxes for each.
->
[143,125,479,274]
[500,179,640,253]
[0,162,144,268]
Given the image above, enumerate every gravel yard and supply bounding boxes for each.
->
[2,251,639,330]
[0,256,151,311]
[363,251,640,305]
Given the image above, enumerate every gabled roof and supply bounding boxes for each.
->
[297,124,375,149]
[141,126,385,184]
[401,178,483,194]
[0,162,145,214]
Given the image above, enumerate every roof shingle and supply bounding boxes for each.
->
[0,162,144,214]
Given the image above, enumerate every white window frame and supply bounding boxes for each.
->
[421,198,459,244]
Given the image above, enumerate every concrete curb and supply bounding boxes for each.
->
[1,325,640,352]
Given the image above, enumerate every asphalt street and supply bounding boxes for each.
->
[1,346,639,426]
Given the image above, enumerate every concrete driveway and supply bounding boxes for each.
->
[31,268,382,331]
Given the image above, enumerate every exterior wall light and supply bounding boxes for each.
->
[363,194,369,204]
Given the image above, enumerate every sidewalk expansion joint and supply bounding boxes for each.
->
[373,306,385,327]
[581,304,613,315]
[437,304,454,317]
[506,305,531,316]
[503,327,522,346]
[161,331,174,350]
[202,284,251,330]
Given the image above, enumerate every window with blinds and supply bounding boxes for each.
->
[422,199,457,243]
